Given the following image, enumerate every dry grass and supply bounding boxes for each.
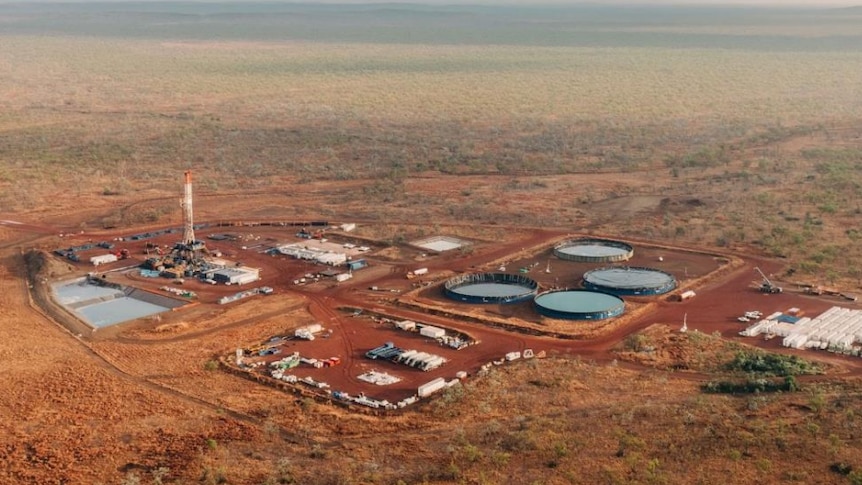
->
[4,33,862,283]
[4,5,862,483]
[5,37,862,122]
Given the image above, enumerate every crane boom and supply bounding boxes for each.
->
[754,267,782,293]
[754,267,772,286]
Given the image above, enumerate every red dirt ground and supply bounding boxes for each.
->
[7,183,862,484]
[44,221,862,412]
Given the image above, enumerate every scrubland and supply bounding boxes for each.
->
[4,3,862,484]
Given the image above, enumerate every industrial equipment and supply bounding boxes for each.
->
[755,267,782,294]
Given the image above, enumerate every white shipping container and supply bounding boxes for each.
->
[335,273,353,282]
[232,271,260,285]
[396,320,416,331]
[295,323,323,336]
[423,356,445,370]
[407,352,431,367]
[766,312,783,321]
[412,267,429,276]
[417,377,447,398]
[295,329,312,340]
[397,349,418,362]
[420,325,446,339]
[355,395,381,408]
[90,253,118,266]
[680,290,696,300]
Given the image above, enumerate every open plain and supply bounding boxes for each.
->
[4,2,862,485]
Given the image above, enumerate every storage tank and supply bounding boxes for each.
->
[444,273,538,304]
[583,266,676,296]
[534,289,625,320]
[553,238,634,263]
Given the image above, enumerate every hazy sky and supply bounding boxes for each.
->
[320,0,862,4]
[3,0,860,5]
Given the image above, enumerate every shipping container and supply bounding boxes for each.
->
[295,324,323,339]
[422,356,445,371]
[395,349,416,362]
[419,325,446,339]
[233,271,260,285]
[418,377,447,398]
[505,351,521,361]
[90,253,118,266]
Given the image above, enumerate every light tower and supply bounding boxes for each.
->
[181,170,195,246]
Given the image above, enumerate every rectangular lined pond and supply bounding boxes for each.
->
[52,277,187,328]
[411,236,466,253]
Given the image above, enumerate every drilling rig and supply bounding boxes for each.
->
[173,170,207,265]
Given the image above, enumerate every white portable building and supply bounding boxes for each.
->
[213,267,260,285]
[420,325,446,339]
[90,254,118,266]
[316,252,348,266]
[234,270,260,285]
[295,324,323,338]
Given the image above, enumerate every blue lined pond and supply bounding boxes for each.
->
[52,278,187,328]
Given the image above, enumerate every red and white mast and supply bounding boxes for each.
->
[181,170,195,246]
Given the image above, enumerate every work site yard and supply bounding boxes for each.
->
[5,3,862,485]
[8,186,862,485]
